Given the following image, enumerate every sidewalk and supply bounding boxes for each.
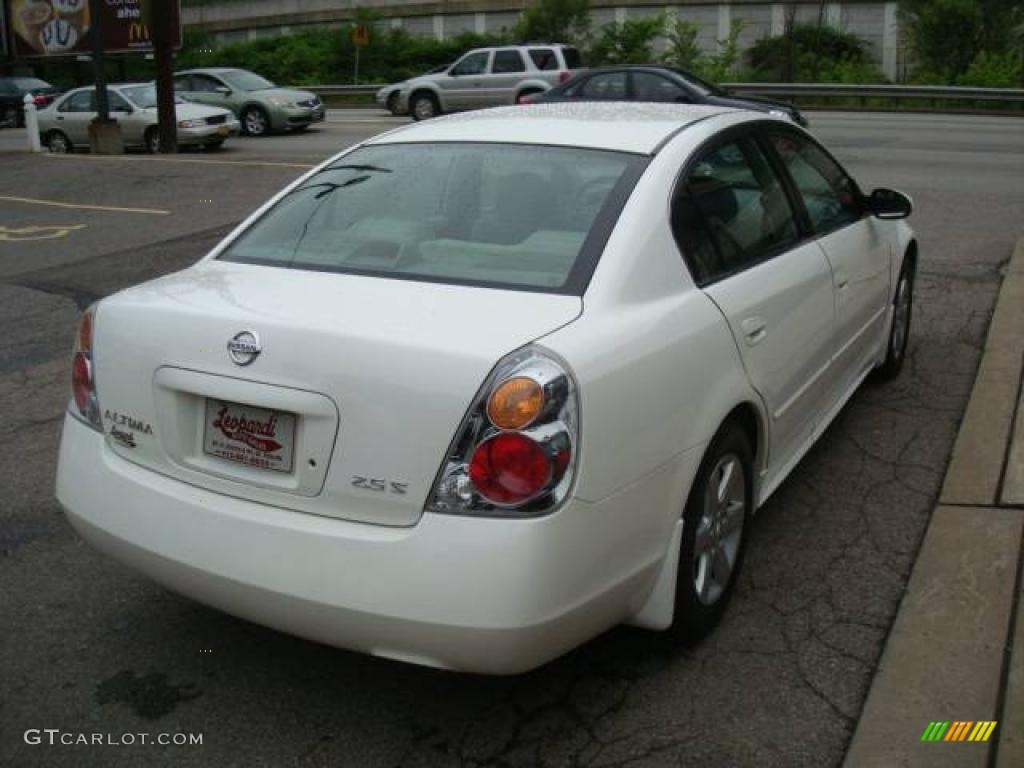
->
[845,237,1024,767]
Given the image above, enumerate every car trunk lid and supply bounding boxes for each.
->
[93,260,582,526]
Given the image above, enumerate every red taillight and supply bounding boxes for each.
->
[33,94,48,106]
[427,347,578,517]
[558,71,572,84]
[469,432,552,505]
[70,306,102,430]
[72,352,92,411]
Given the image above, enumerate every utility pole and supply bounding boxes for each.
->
[150,0,177,153]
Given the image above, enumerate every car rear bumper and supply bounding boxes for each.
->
[56,414,670,674]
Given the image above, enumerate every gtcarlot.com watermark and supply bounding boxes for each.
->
[24,729,203,747]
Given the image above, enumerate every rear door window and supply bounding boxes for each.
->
[632,73,689,103]
[493,50,526,74]
[219,143,646,294]
[60,90,95,112]
[573,72,627,100]
[672,139,800,284]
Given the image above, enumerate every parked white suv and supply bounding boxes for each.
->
[398,44,583,120]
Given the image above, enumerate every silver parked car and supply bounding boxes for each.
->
[38,83,240,153]
[397,44,583,120]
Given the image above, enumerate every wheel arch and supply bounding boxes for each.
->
[513,81,549,102]
[721,400,768,495]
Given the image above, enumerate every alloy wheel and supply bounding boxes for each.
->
[47,131,69,154]
[243,108,268,136]
[412,96,436,121]
[692,453,746,606]
[891,274,911,360]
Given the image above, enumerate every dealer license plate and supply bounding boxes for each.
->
[202,399,295,473]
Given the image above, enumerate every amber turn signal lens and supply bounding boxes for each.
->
[487,376,545,430]
[78,310,92,353]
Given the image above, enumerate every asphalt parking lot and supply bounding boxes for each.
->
[1,110,1023,768]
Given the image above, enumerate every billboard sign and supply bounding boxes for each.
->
[7,0,180,58]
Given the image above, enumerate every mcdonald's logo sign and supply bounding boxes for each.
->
[129,22,151,44]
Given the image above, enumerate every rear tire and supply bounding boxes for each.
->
[876,258,914,380]
[516,89,542,105]
[409,92,439,121]
[669,421,753,641]
[1,105,17,128]
[46,130,71,154]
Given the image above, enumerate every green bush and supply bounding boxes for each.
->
[746,23,880,82]
[955,50,1021,87]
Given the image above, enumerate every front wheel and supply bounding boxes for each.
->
[241,106,270,136]
[670,421,753,641]
[144,127,160,154]
[876,259,914,379]
[386,91,402,116]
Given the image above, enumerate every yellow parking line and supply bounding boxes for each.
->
[0,195,169,215]
[42,153,314,170]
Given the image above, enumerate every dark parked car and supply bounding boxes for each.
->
[0,77,60,128]
[526,65,807,127]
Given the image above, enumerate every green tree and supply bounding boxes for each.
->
[662,16,702,70]
[589,15,665,66]
[702,18,745,82]
[516,0,591,45]
[899,0,1023,82]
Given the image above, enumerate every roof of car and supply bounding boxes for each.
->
[369,102,742,155]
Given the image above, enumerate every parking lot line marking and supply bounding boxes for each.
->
[0,195,169,215]
[41,154,315,170]
[0,224,86,241]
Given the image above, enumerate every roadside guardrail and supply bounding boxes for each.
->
[303,82,1024,111]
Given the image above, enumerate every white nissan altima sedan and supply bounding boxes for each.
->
[56,103,915,674]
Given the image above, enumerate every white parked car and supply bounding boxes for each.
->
[56,103,916,674]
[38,83,240,153]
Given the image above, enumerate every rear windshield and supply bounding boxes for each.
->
[219,143,645,294]
[562,47,583,69]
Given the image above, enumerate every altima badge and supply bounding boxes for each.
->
[227,330,261,366]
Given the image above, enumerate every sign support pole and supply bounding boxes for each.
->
[150,0,177,153]
[88,0,109,120]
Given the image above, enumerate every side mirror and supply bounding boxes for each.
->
[867,188,912,220]
[215,86,232,95]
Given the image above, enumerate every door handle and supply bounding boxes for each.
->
[56,115,63,120]
[741,317,767,346]
[835,273,849,291]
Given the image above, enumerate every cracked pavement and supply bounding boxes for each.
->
[0,112,1022,767]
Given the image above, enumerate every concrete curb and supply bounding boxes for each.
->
[941,236,1024,506]
[844,237,1024,768]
